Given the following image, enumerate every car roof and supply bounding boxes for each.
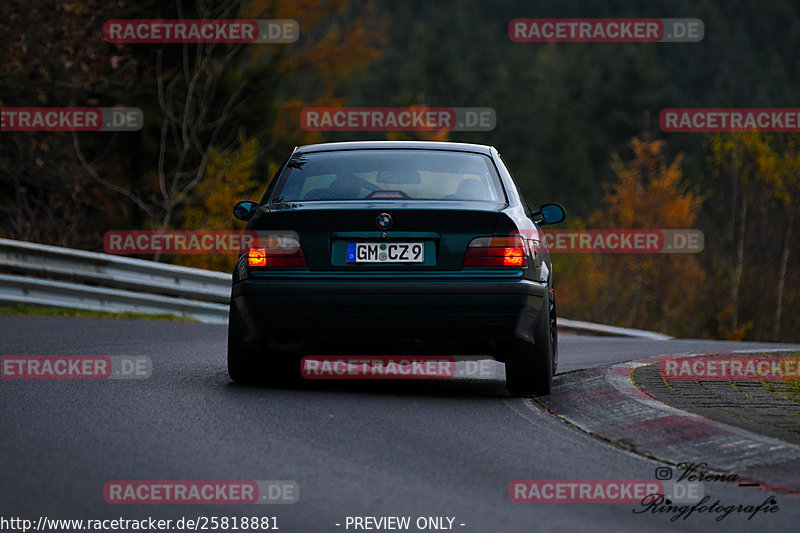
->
[294,140,494,155]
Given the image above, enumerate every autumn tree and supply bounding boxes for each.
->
[72,0,270,241]
[555,135,706,336]
[707,132,775,339]
[0,0,148,247]
[244,0,386,149]
[710,132,800,340]
[757,135,800,340]
[174,136,260,272]
[85,0,384,233]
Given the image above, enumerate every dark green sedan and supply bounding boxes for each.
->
[228,141,566,396]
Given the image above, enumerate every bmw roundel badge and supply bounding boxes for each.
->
[377,213,392,229]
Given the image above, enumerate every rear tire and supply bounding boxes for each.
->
[227,304,261,383]
[504,291,556,396]
[228,304,304,385]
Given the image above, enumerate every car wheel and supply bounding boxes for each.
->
[504,291,555,396]
[227,304,262,383]
[228,304,303,385]
[550,288,559,373]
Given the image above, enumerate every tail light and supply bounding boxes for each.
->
[247,236,306,268]
[463,236,528,267]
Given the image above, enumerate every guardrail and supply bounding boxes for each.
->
[0,238,673,338]
[0,238,230,323]
[556,318,672,340]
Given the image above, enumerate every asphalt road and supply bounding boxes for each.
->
[1,315,799,533]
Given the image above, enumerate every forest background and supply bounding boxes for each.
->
[2,0,799,341]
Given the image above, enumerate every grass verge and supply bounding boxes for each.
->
[784,352,800,398]
[0,304,194,321]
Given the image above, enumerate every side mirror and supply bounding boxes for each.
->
[532,203,566,225]
[233,200,260,221]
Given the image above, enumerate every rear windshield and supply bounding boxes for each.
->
[268,149,506,203]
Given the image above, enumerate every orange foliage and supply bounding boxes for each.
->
[556,135,707,337]
[245,0,386,146]
[600,137,702,229]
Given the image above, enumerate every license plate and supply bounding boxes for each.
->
[346,242,424,263]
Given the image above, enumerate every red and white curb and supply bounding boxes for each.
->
[534,349,800,495]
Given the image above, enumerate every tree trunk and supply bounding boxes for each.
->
[774,210,793,341]
[731,187,747,333]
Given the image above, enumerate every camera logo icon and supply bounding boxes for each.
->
[655,466,673,480]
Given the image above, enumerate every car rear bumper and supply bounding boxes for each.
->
[231,277,548,354]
